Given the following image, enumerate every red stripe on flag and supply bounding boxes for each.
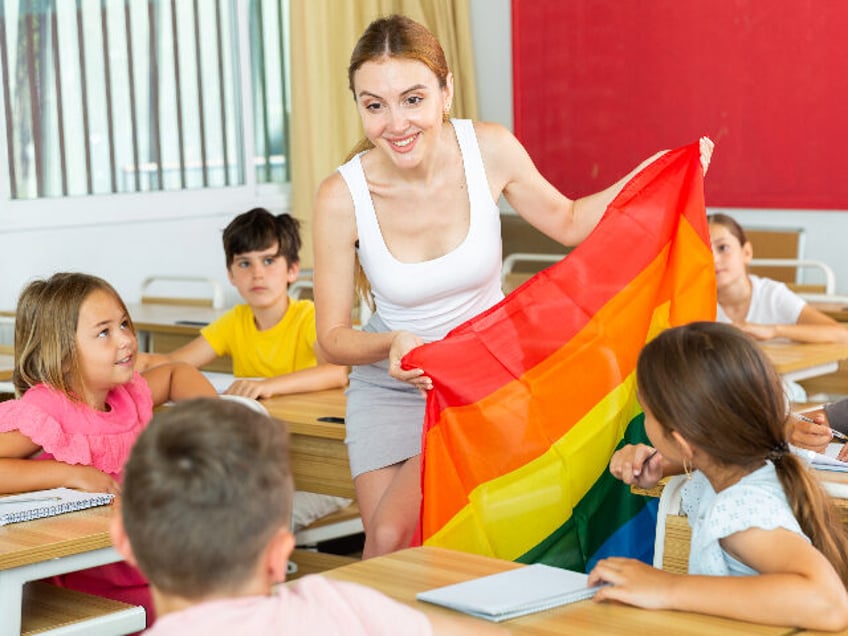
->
[403,142,708,408]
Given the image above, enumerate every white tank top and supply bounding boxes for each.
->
[338,119,504,342]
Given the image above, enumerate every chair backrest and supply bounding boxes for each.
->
[748,258,836,295]
[500,252,565,294]
[289,279,314,301]
[744,227,804,284]
[140,276,225,308]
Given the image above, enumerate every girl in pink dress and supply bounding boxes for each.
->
[0,272,217,626]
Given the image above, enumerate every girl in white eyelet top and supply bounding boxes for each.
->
[311,15,713,560]
[593,322,848,632]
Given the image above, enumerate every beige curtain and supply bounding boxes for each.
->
[289,0,479,267]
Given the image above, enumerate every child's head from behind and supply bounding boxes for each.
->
[222,208,301,269]
[636,321,786,467]
[119,398,293,599]
[14,272,135,401]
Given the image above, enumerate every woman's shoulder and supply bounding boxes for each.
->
[315,170,355,216]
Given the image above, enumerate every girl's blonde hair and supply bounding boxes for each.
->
[637,321,848,585]
[13,272,135,400]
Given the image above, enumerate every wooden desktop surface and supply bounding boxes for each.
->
[810,300,848,323]
[760,340,848,380]
[262,389,353,499]
[0,505,113,570]
[125,302,228,336]
[321,546,794,635]
[0,353,12,382]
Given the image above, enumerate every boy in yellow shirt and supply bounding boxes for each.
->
[153,208,347,398]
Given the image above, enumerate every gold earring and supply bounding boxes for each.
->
[683,457,693,480]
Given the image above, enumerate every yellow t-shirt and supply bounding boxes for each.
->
[200,299,317,377]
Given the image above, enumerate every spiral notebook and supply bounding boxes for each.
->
[0,487,114,526]
[416,563,604,622]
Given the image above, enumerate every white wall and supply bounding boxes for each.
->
[2,3,847,316]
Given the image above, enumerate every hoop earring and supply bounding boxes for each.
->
[683,457,693,480]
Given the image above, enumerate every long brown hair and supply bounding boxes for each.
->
[13,272,134,400]
[637,321,848,585]
[345,15,451,309]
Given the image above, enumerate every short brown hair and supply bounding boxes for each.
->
[13,272,134,399]
[222,208,301,268]
[121,398,293,598]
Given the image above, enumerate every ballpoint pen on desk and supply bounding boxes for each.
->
[791,411,848,443]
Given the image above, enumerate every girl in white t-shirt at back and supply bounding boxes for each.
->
[709,213,848,344]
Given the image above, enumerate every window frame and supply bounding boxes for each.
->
[0,0,290,231]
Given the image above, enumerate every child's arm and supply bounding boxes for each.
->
[738,305,848,344]
[0,459,120,494]
[223,363,348,399]
[0,431,119,494]
[589,527,848,631]
[135,336,218,372]
[142,362,218,405]
[222,342,348,399]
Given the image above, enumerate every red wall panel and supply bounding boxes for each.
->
[512,0,848,208]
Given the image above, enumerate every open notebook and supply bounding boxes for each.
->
[792,443,848,472]
[0,487,114,525]
[416,563,604,622]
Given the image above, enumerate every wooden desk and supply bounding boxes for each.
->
[321,546,794,635]
[261,389,354,499]
[0,505,144,635]
[0,353,13,382]
[126,302,232,372]
[761,341,848,383]
[809,300,848,323]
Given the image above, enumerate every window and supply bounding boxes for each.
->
[0,0,289,200]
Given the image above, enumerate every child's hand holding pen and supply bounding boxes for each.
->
[788,410,844,455]
[609,443,663,488]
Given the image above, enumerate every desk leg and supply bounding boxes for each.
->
[0,568,23,636]
[0,547,122,636]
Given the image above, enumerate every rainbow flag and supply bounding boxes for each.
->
[403,142,716,572]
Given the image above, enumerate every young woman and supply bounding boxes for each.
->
[312,14,714,558]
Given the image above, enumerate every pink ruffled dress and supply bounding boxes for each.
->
[0,372,155,623]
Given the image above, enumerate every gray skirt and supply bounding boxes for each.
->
[345,313,426,478]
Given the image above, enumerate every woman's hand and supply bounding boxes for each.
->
[63,465,120,495]
[609,443,663,488]
[388,331,432,392]
[589,557,677,609]
[700,136,715,175]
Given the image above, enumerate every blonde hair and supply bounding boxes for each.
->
[13,273,134,400]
